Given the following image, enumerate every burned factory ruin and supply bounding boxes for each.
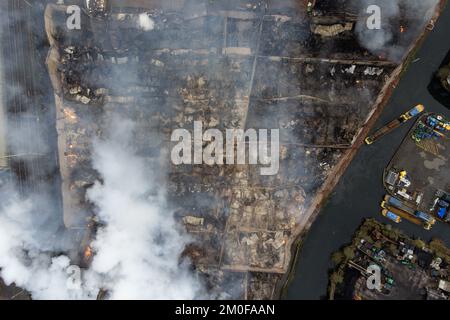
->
[36,0,441,299]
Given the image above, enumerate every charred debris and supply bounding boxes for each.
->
[43,0,439,299]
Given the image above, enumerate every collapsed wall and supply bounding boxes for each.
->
[45,0,442,299]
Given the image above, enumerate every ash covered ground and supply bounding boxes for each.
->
[0,0,442,299]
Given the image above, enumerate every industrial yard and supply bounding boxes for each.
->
[383,113,449,226]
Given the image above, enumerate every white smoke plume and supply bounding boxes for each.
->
[85,116,204,299]
[138,13,155,31]
[0,34,83,297]
[0,187,96,299]
[354,0,439,62]
[0,115,205,300]
[0,1,203,299]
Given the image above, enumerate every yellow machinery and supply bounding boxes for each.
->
[365,104,425,145]
[381,199,433,230]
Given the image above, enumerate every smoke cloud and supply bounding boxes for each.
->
[0,185,96,299]
[1,0,441,300]
[0,23,79,298]
[354,0,439,62]
[85,116,204,299]
[138,13,155,31]
[0,1,205,300]
[0,114,205,300]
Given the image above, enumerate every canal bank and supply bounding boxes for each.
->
[286,3,450,300]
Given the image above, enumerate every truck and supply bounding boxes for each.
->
[437,199,449,221]
[365,104,425,145]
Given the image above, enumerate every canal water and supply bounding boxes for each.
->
[286,5,450,300]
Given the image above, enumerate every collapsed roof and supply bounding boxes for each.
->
[45,0,441,299]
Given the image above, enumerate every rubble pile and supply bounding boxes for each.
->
[44,0,426,298]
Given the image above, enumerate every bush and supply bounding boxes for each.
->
[437,65,450,80]
[343,247,356,260]
[331,252,345,265]
[330,272,344,285]
[412,239,426,250]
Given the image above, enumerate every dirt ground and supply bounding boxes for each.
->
[356,256,436,300]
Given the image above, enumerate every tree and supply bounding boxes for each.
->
[437,65,450,79]
[390,228,401,241]
[355,229,369,241]
[343,247,356,260]
[388,244,398,255]
[331,252,345,265]
[374,241,383,249]
[330,272,344,285]
[413,239,426,250]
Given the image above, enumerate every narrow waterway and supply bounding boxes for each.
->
[286,5,450,300]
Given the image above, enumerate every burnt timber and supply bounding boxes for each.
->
[44,0,445,299]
